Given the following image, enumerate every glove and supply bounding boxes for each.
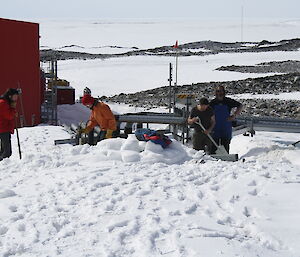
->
[10,101,17,108]
[105,129,114,139]
[79,128,90,134]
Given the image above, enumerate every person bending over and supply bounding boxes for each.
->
[188,97,215,154]
[81,94,117,142]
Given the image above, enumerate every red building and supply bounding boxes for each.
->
[0,18,41,126]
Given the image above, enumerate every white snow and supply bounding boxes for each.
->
[36,18,300,98]
[37,18,300,51]
[57,51,300,97]
[0,125,300,256]
[2,18,300,256]
[230,92,300,101]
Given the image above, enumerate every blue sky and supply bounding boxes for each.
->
[1,0,299,20]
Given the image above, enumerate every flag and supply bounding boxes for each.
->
[173,40,178,48]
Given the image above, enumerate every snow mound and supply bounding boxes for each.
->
[95,134,189,165]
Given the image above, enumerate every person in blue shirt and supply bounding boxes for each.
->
[210,86,243,154]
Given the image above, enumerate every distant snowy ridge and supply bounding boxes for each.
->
[40,38,300,61]
[41,44,139,55]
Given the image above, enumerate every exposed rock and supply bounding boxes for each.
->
[40,38,300,62]
[216,60,300,74]
[107,73,300,119]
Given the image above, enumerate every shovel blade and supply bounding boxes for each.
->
[215,145,228,155]
[211,154,239,162]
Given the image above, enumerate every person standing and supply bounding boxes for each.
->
[188,97,216,154]
[81,94,117,142]
[0,88,19,161]
[210,86,243,153]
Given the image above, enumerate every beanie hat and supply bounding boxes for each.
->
[81,94,94,106]
[83,87,91,95]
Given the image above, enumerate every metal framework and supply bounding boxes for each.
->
[41,60,58,125]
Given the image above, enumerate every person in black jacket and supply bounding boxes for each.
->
[188,98,216,154]
[210,86,243,154]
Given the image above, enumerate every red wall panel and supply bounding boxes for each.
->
[0,18,41,126]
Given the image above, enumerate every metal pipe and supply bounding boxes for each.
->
[118,115,186,125]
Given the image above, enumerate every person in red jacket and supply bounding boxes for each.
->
[0,88,19,160]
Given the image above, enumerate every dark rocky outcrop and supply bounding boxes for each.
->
[40,38,300,61]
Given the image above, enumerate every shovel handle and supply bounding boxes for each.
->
[194,121,219,148]
[15,118,22,160]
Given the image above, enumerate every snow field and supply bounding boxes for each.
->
[0,126,300,256]
[57,50,300,97]
[38,18,300,51]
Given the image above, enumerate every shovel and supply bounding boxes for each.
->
[195,121,238,162]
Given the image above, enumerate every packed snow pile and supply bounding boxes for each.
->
[0,126,300,257]
[69,134,189,165]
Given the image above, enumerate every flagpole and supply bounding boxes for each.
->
[173,40,179,110]
[175,51,178,87]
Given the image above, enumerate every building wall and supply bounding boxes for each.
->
[0,18,41,126]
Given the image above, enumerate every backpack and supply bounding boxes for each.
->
[135,128,172,148]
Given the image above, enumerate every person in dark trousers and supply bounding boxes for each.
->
[210,86,243,154]
[0,88,19,161]
[188,97,216,154]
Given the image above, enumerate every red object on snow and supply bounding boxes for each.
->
[173,40,179,48]
[0,18,41,127]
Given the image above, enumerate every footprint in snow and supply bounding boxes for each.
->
[197,191,204,200]
[262,172,271,178]
[248,180,257,186]
[243,206,251,217]
[229,195,240,204]
[169,210,181,216]
[107,220,129,232]
[248,188,258,196]
[9,205,18,212]
[0,189,17,199]
[0,226,9,235]
[10,214,24,222]
[18,223,26,232]
[185,204,198,214]
[217,216,234,226]
[137,190,151,196]
[177,192,186,201]
[210,185,220,191]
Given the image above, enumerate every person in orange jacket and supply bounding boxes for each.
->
[0,88,19,160]
[81,94,117,141]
